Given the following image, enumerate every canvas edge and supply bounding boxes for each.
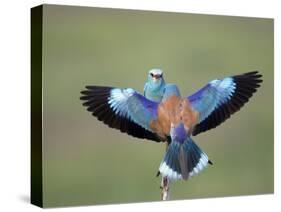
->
[31,4,43,208]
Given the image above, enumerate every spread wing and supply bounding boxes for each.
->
[188,71,262,136]
[80,86,163,142]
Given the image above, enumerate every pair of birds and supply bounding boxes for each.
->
[80,69,262,181]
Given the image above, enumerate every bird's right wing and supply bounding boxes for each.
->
[81,86,163,142]
[187,71,262,136]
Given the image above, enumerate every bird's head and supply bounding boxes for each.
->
[147,68,165,87]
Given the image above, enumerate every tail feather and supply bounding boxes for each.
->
[159,137,209,181]
[188,141,209,177]
[159,143,183,180]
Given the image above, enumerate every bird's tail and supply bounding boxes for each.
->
[158,136,211,181]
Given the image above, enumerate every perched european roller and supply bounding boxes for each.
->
[80,71,262,180]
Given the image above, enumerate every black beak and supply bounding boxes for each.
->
[153,74,162,79]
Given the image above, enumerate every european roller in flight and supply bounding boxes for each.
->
[80,71,262,181]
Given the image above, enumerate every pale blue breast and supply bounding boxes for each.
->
[144,82,166,102]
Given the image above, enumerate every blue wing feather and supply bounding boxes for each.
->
[81,86,163,142]
[188,71,262,135]
[188,78,235,123]
[109,88,158,131]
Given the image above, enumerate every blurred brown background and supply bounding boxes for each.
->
[41,4,273,207]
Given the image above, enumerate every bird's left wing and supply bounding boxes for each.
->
[187,71,262,136]
[80,86,163,142]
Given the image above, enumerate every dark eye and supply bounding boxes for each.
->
[150,73,154,77]
[159,74,163,78]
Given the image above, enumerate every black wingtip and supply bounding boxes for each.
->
[80,90,88,95]
[242,71,263,81]
[156,170,160,177]
[244,71,259,75]
[208,160,213,165]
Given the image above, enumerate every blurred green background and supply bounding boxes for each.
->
[41,4,274,207]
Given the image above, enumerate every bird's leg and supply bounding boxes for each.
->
[160,142,170,200]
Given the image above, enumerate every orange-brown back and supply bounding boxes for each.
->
[150,95,199,138]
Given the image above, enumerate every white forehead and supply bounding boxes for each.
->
[149,68,163,75]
